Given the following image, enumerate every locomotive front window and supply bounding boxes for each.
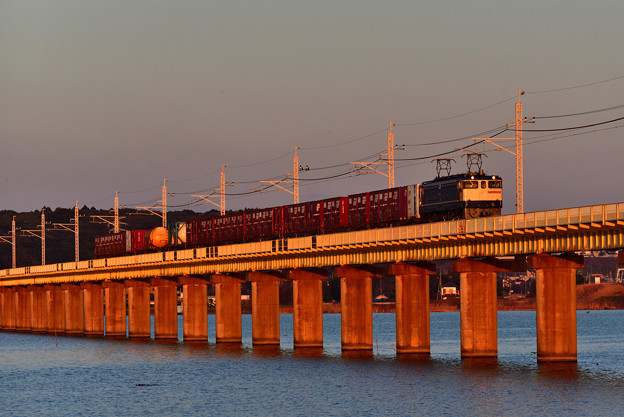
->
[463,181,478,189]
[489,180,502,189]
[481,181,486,189]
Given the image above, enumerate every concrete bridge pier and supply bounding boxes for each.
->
[248,271,284,346]
[45,284,64,335]
[62,283,84,335]
[103,281,126,338]
[151,277,178,341]
[212,274,243,344]
[2,287,16,330]
[336,266,379,353]
[528,252,583,362]
[15,286,30,332]
[30,286,47,333]
[180,276,209,342]
[82,282,104,337]
[388,262,436,357]
[289,269,326,349]
[453,257,526,358]
[0,288,4,329]
[125,280,151,339]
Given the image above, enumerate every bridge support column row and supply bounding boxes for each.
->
[529,253,583,362]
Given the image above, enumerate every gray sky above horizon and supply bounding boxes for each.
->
[1,0,623,217]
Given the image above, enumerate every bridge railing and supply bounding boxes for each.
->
[1,202,623,278]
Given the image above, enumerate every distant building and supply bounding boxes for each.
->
[441,286,458,299]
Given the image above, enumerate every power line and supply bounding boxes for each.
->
[526,74,624,95]
[403,125,507,147]
[301,127,389,150]
[227,150,294,169]
[397,96,517,126]
[535,103,624,119]
[523,115,624,132]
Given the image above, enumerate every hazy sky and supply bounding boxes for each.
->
[1,0,623,216]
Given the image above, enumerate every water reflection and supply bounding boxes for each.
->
[461,357,499,373]
[293,347,324,358]
[396,352,431,362]
[342,350,374,360]
[213,343,245,358]
[252,345,282,358]
[538,362,579,381]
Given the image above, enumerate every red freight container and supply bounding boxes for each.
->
[369,186,408,227]
[348,192,370,228]
[186,218,213,247]
[246,208,279,241]
[130,229,149,253]
[309,200,323,234]
[94,232,126,258]
[283,201,322,236]
[322,197,348,233]
[213,212,246,245]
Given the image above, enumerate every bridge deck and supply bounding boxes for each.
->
[2,202,623,286]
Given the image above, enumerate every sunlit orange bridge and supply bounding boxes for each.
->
[2,202,624,363]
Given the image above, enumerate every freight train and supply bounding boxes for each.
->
[94,170,502,258]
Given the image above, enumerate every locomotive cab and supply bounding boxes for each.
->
[460,175,502,218]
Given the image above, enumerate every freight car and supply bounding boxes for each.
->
[95,170,502,256]
[94,224,184,258]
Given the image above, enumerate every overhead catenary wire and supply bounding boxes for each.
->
[522,115,624,132]
[397,96,517,126]
[535,103,624,119]
[526,74,624,95]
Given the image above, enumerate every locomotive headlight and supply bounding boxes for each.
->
[492,176,495,179]
[470,176,474,179]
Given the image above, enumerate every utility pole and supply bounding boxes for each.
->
[42,210,45,265]
[136,179,172,226]
[472,90,534,213]
[91,190,126,233]
[114,190,119,233]
[0,216,17,268]
[192,164,233,215]
[293,147,299,204]
[12,216,15,268]
[259,146,307,204]
[75,202,79,262]
[387,122,396,188]
[21,208,47,265]
[351,122,404,189]
[51,201,82,263]
[162,179,167,227]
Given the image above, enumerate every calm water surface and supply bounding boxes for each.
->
[1,310,624,416]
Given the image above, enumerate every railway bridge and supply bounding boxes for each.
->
[2,202,624,362]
